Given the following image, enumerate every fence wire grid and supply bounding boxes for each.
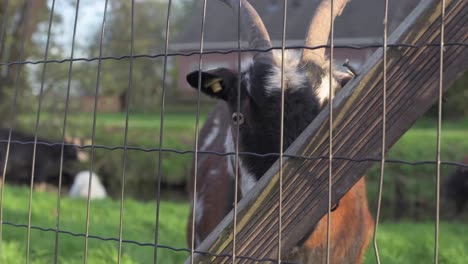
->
[0,0,466,264]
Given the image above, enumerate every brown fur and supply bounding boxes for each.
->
[287,178,374,263]
[186,104,235,246]
[186,154,233,246]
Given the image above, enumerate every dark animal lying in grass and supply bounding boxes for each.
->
[444,156,468,215]
[0,128,82,188]
[185,0,373,263]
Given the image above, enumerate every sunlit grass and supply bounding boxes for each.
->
[1,186,467,263]
[364,222,468,264]
[1,186,189,264]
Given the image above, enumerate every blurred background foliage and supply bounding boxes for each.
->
[0,0,466,217]
[0,1,466,262]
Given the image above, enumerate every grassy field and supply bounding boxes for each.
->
[14,111,468,218]
[363,222,468,264]
[1,186,467,263]
[1,186,189,264]
[365,117,468,220]
[5,110,467,262]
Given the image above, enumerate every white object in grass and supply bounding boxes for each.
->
[69,170,107,200]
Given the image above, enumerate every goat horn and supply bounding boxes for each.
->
[302,0,350,64]
[220,0,273,63]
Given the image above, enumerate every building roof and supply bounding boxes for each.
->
[173,0,420,50]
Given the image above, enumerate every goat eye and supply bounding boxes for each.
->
[232,112,244,125]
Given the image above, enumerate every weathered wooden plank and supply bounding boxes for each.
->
[187,0,468,262]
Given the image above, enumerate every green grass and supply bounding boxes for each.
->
[1,186,467,263]
[1,186,189,264]
[18,111,206,147]
[365,117,468,220]
[364,222,468,264]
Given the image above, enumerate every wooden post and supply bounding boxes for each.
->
[187,0,467,262]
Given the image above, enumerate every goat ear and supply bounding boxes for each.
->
[334,70,353,87]
[186,68,236,101]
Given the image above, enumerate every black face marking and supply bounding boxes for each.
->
[221,59,325,181]
[186,52,345,183]
[236,85,321,180]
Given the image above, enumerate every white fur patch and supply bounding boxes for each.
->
[241,57,254,72]
[264,50,307,94]
[224,128,235,178]
[200,119,220,151]
[194,194,204,225]
[69,170,107,200]
[195,234,201,248]
[315,72,339,106]
[224,128,257,196]
[239,165,256,196]
[195,234,202,247]
[241,58,254,94]
[241,52,341,105]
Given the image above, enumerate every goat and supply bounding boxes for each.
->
[0,129,82,189]
[69,170,107,200]
[186,0,373,263]
[444,156,468,215]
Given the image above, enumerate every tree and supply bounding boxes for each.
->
[0,0,51,121]
[72,0,191,112]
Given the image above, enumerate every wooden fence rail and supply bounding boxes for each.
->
[187,0,467,262]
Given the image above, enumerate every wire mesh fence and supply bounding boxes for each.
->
[0,0,466,263]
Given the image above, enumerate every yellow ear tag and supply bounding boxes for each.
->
[210,82,222,93]
[204,78,223,93]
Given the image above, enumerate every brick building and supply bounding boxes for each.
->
[172,0,420,99]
